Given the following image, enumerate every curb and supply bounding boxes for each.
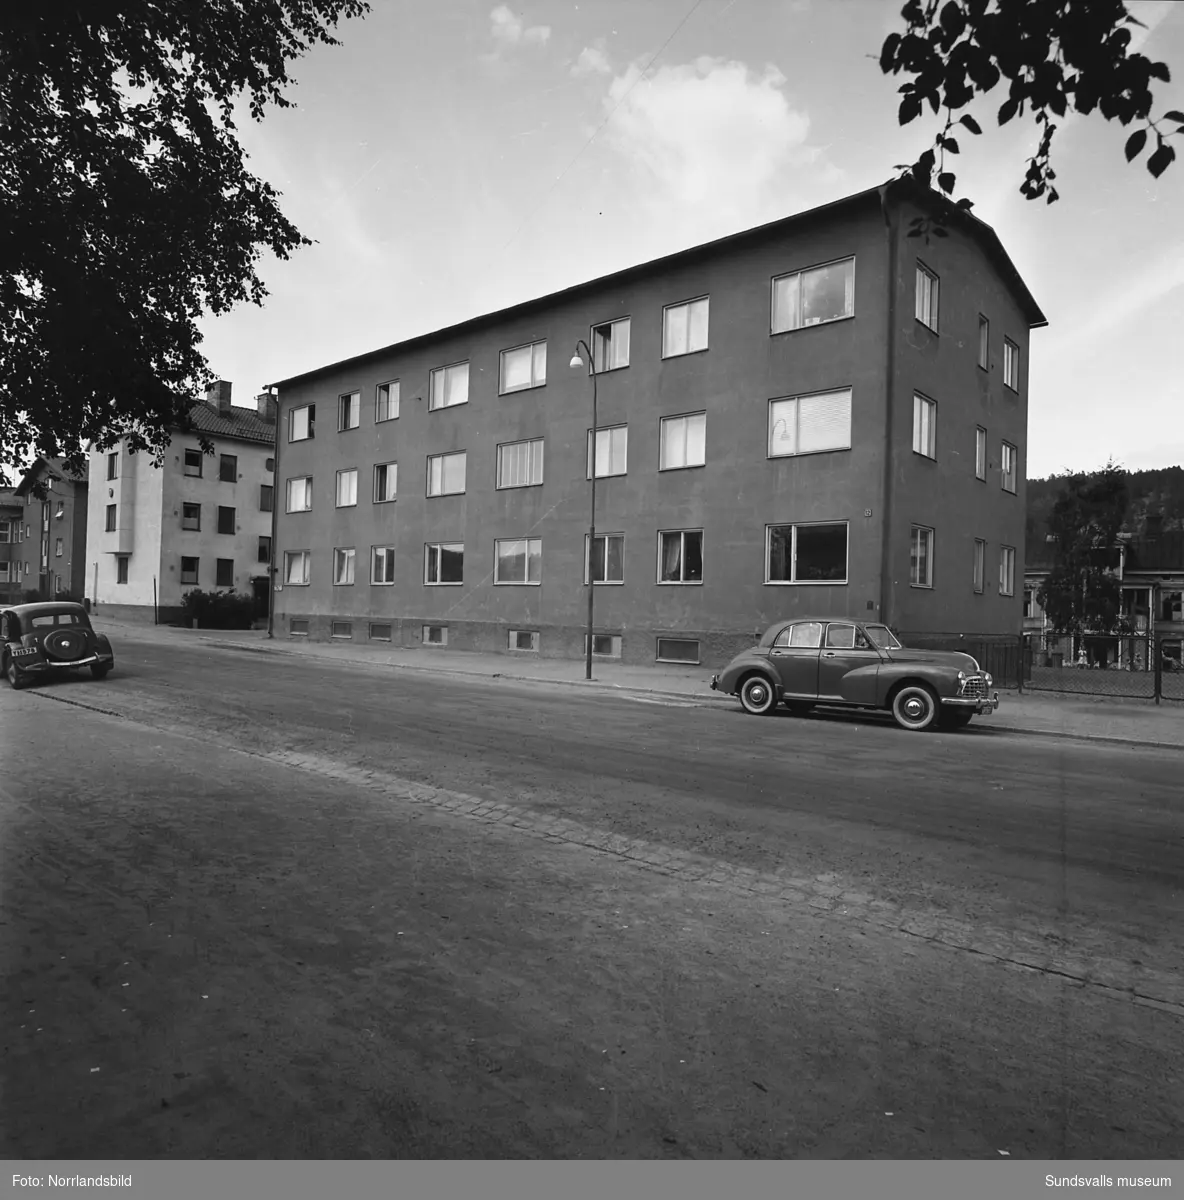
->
[981,722,1184,753]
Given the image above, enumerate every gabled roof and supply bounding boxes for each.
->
[14,456,86,496]
[178,401,276,447]
[268,176,1047,390]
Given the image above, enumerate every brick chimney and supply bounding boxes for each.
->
[255,391,277,423]
[205,380,233,418]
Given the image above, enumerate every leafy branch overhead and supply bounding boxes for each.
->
[880,0,1183,211]
[0,2,368,485]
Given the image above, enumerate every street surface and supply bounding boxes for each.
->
[2,634,1182,1159]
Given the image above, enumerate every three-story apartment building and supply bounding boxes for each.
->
[13,458,90,602]
[269,178,1045,668]
[0,487,24,604]
[86,383,277,623]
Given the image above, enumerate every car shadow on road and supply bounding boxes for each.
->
[721,702,994,736]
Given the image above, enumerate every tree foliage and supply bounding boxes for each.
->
[880,0,1183,221]
[1035,462,1131,635]
[0,2,368,486]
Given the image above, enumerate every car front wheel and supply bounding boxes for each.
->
[739,674,777,716]
[6,659,26,690]
[891,684,938,731]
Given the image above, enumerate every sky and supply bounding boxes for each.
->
[192,0,1184,481]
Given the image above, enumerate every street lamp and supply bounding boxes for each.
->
[569,339,598,681]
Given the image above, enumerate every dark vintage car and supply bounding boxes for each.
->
[710,617,999,731]
[1,602,115,690]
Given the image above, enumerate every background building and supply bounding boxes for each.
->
[12,458,90,602]
[269,178,1044,669]
[86,383,277,624]
[0,487,24,604]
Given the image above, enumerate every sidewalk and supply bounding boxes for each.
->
[92,616,1184,751]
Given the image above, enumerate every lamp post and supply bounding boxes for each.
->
[569,339,598,681]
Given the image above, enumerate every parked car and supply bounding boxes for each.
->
[710,618,999,731]
[1,602,115,690]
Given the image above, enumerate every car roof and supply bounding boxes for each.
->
[764,616,874,631]
[2,601,89,618]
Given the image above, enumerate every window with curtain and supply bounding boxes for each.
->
[771,258,854,333]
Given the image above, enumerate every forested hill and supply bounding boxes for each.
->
[1026,466,1184,551]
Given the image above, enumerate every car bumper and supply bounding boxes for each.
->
[943,690,1000,714]
[17,653,111,672]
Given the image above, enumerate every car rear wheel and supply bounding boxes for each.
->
[6,659,26,690]
[739,674,777,716]
[91,663,111,680]
[890,684,939,731]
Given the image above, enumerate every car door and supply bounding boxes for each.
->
[768,620,822,698]
[818,622,881,703]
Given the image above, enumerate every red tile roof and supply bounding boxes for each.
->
[180,401,276,447]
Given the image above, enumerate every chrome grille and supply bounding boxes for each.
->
[961,676,987,699]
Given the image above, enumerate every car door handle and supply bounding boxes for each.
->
[823,651,836,657]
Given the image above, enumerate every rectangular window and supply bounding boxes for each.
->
[429,361,469,410]
[1001,441,1018,493]
[333,547,355,585]
[258,536,272,564]
[286,476,312,512]
[913,394,937,459]
[371,546,396,585]
[495,537,542,585]
[426,451,466,497]
[338,391,360,430]
[766,522,849,584]
[496,439,544,489]
[423,624,448,646]
[260,484,274,512]
[289,618,309,636]
[182,503,201,531]
[586,533,624,584]
[0,520,9,544]
[915,262,939,331]
[1003,338,1019,390]
[659,412,706,470]
[978,315,989,370]
[662,296,709,357]
[331,621,352,639]
[54,537,63,557]
[975,427,987,480]
[1024,587,1038,619]
[910,526,934,588]
[336,468,358,507]
[105,504,117,532]
[999,546,1016,596]
[184,449,203,477]
[217,506,235,535]
[180,556,199,585]
[266,457,275,472]
[592,318,630,371]
[656,638,700,665]
[586,633,622,659]
[658,530,703,584]
[373,461,398,503]
[116,555,130,585]
[219,454,237,483]
[499,340,547,393]
[289,404,315,441]
[425,542,464,585]
[973,539,986,594]
[369,623,392,641]
[771,257,854,333]
[283,550,310,585]
[376,380,400,423]
[509,629,539,651]
[768,389,852,458]
[587,425,628,478]
[107,452,119,480]
[215,558,234,588]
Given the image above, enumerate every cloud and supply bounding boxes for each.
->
[571,44,612,77]
[599,56,831,239]
[489,5,551,49]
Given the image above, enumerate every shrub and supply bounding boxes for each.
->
[180,589,255,630]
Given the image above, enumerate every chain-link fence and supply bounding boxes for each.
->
[902,633,1023,688]
[1022,631,1184,701]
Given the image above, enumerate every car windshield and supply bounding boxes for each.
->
[863,624,902,650]
[29,613,83,628]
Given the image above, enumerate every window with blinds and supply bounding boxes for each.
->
[768,388,851,458]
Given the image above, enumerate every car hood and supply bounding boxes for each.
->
[883,648,982,671]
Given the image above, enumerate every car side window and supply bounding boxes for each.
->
[0,615,8,640]
[825,624,856,649]
[854,628,872,649]
[788,622,823,648]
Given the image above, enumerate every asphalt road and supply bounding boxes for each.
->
[2,635,1182,1159]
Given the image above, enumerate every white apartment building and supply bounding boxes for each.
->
[86,382,277,623]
